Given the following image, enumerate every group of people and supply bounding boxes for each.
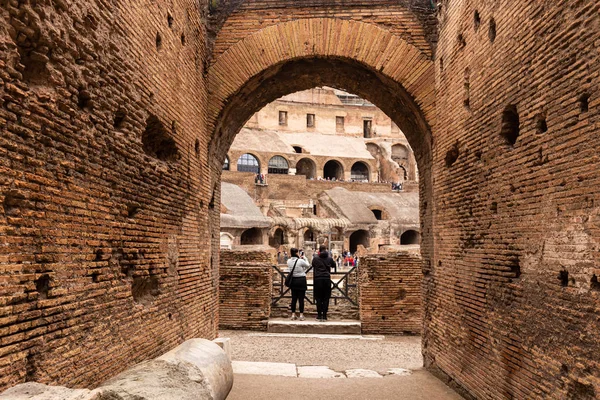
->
[336,252,358,267]
[286,245,336,322]
[254,173,266,184]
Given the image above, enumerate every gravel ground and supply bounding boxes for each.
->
[219,330,423,373]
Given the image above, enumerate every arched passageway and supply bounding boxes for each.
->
[323,160,344,180]
[207,14,435,392]
[400,230,420,245]
[223,156,230,171]
[269,228,286,248]
[349,230,370,253]
[303,229,316,242]
[241,228,263,245]
[296,158,316,179]
[351,162,370,182]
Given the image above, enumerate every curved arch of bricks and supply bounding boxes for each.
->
[207,18,435,168]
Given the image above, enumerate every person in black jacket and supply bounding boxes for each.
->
[312,245,335,321]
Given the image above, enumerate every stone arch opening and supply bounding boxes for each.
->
[401,230,420,245]
[296,158,317,179]
[392,144,409,161]
[303,228,316,243]
[241,228,263,245]
[269,227,287,248]
[207,17,434,370]
[220,232,234,249]
[323,160,344,180]
[351,161,370,182]
[349,230,370,253]
[237,153,260,173]
[268,155,289,175]
[223,156,230,171]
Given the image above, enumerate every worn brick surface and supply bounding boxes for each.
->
[0,0,216,391]
[359,252,422,335]
[2,0,599,398]
[427,1,600,399]
[219,250,272,331]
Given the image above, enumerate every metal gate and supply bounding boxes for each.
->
[272,263,359,307]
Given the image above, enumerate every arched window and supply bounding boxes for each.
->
[351,162,369,182]
[220,233,234,249]
[268,156,289,174]
[241,228,263,245]
[269,227,286,248]
[303,229,316,242]
[400,230,420,245]
[223,156,230,171]
[237,153,260,173]
[323,160,344,180]
[392,144,409,160]
[296,158,316,179]
[349,230,369,253]
[371,209,385,220]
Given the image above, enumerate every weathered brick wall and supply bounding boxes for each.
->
[219,250,273,330]
[219,264,272,331]
[427,1,600,398]
[208,0,437,60]
[0,0,216,391]
[359,252,422,335]
[222,171,392,202]
[220,247,276,265]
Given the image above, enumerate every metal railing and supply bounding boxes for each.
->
[271,263,359,307]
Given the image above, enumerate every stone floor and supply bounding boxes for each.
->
[220,330,463,400]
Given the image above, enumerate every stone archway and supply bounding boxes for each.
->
[207,18,434,281]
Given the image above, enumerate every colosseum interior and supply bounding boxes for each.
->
[0,0,599,399]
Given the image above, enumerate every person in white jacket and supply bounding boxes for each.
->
[286,248,310,320]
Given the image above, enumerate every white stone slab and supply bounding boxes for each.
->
[297,366,346,379]
[385,368,412,376]
[232,361,297,377]
[246,333,384,341]
[345,369,383,378]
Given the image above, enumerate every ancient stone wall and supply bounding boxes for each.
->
[359,252,422,335]
[222,171,392,203]
[0,0,216,391]
[219,264,272,331]
[428,0,600,398]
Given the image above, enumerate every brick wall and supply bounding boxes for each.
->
[0,0,216,391]
[219,250,273,330]
[359,252,422,335]
[427,1,600,398]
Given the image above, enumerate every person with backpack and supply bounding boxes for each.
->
[286,248,309,321]
[312,245,335,321]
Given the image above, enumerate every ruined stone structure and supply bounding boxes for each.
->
[232,87,419,183]
[359,251,422,335]
[1,0,599,398]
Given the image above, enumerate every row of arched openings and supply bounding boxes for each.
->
[223,153,369,181]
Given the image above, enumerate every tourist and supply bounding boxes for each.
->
[286,248,309,321]
[312,245,335,322]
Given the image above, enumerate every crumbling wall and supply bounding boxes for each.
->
[359,252,422,334]
[428,1,600,398]
[0,0,215,391]
[219,250,273,330]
